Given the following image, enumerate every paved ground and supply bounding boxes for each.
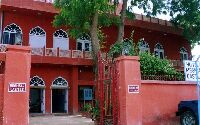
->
[30,115,94,125]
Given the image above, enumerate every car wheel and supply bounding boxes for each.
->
[180,111,197,125]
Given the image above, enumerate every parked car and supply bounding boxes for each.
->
[176,100,198,125]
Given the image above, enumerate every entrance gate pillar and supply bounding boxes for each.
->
[116,56,142,125]
[2,45,31,125]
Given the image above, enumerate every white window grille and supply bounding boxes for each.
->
[30,76,45,87]
[52,77,68,87]
[77,34,91,51]
[2,23,22,45]
[29,26,46,48]
[138,40,150,53]
[180,47,188,60]
[154,43,164,59]
[53,29,69,50]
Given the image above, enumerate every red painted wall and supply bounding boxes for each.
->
[0,74,4,125]
[141,81,197,125]
[103,25,191,60]
[2,10,191,61]
[116,56,197,124]
[31,64,72,113]
[1,0,57,14]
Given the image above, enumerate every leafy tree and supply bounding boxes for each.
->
[119,0,200,47]
[54,0,200,59]
[53,0,118,58]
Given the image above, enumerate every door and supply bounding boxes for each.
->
[52,89,67,113]
[29,88,44,113]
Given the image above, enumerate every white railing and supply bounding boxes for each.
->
[31,47,93,59]
[59,49,71,58]
[45,48,57,56]
[0,44,7,53]
[31,48,44,56]
[72,50,83,58]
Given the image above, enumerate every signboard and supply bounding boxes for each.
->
[184,60,200,81]
[8,83,26,93]
[128,85,139,94]
[83,89,93,100]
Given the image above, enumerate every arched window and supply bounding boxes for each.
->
[30,76,45,87]
[53,29,69,50]
[138,40,150,53]
[154,43,164,59]
[52,77,68,87]
[180,47,188,60]
[77,34,91,51]
[29,26,46,48]
[3,23,22,45]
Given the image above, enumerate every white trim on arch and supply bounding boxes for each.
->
[53,29,69,50]
[30,75,45,88]
[29,75,46,113]
[29,26,46,48]
[138,39,150,53]
[2,23,23,45]
[154,43,164,59]
[180,47,188,60]
[77,33,91,51]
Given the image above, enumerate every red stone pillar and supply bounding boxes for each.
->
[2,45,31,125]
[116,56,142,125]
[71,65,78,114]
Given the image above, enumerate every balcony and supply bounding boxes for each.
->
[170,60,184,71]
[1,0,58,14]
[0,44,93,66]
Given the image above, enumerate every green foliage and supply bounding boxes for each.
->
[139,52,184,80]
[83,103,92,112]
[128,0,200,46]
[108,38,135,58]
[53,0,118,39]
[82,101,100,120]
[170,0,200,46]
[91,101,100,120]
[108,31,135,57]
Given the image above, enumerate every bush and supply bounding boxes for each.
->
[139,52,184,80]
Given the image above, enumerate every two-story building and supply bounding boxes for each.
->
[0,0,191,114]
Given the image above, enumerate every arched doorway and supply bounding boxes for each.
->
[29,76,45,113]
[51,77,68,113]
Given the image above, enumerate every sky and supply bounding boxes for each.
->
[132,6,200,59]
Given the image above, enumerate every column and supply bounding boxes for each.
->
[71,65,78,114]
[3,45,31,125]
[116,56,142,125]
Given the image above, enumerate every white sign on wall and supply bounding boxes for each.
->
[184,60,200,81]
[8,83,26,93]
[128,85,139,94]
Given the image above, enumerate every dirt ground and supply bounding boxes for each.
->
[29,115,94,125]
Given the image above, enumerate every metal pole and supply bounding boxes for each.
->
[195,55,200,125]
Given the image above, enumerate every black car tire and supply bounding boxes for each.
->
[180,111,197,125]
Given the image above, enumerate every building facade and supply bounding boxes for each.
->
[0,0,191,114]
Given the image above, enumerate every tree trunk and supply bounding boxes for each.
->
[90,11,100,59]
[117,0,128,43]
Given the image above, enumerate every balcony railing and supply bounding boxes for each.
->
[170,60,184,68]
[31,47,93,59]
[0,44,185,68]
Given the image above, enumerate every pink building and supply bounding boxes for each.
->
[0,0,191,114]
